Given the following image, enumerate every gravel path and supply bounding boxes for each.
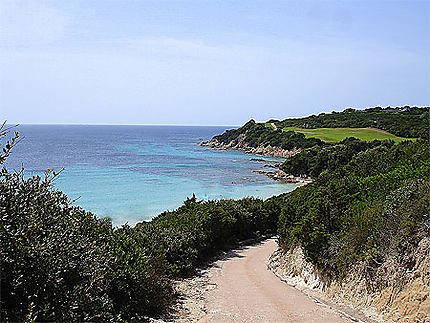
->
[197,239,348,323]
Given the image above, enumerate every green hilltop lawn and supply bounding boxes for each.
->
[282,127,413,143]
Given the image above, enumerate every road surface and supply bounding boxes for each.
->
[199,239,347,323]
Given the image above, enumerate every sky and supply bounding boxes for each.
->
[0,0,429,125]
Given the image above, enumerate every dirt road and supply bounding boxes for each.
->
[199,239,347,323]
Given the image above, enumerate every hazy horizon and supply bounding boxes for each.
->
[1,1,429,125]
[9,103,428,127]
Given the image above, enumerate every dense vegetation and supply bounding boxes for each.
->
[1,170,172,321]
[281,137,395,178]
[214,119,324,149]
[1,126,279,321]
[275,106,429,139]
[218,107,430,281]
[136,196,280,276]
[212,106,428,151]
[277,139,430,277]
[2,105,429,320]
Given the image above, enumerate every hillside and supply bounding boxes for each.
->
[200,119,323,158]
[201,106,428,159]
[281,127,409,143]
[273,106,429,139]
[1,110,429,322]
[202,107,430,320]
[272,138,430,321]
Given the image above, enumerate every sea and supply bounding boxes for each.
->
[4,125,299,226]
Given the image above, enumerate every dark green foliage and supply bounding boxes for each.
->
[214,119,324,150]
[1,125,173,321]
[277,106,429,139]
[211,107,428,155]
[0,170,172,321]
[0,122,20,164]
[1,169,278,320]
[2,110,428,320]
[136,196,279,276]
[330,180,429,276]
[281,137,395,177]
[0,124,280,320]
[277,139,430,277]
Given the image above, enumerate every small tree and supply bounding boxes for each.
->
[0,121,20,165]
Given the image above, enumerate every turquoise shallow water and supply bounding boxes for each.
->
[6,125,299,225]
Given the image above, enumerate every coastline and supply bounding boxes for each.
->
[199,139,312,184]
[199,137,301,158]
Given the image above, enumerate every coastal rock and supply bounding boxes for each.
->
[199,135,311,184]
[199,138,301,159]
[249,158,279,163]
[252,168,312,184]
[263,164,278,168]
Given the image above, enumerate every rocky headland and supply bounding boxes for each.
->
[199,137,301,158]
[199,137,311,184]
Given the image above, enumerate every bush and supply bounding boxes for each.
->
[0,169,172,321]
[214,119,324,150]
[281,138,395,177]
[136,196,279,275]
[277,106,429,139]
[278,139,430,277]
[0,124,281,320]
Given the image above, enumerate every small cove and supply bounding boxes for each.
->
[6,125,299,225]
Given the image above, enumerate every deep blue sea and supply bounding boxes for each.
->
[5,125,299,225]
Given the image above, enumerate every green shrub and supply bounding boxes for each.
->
[277,106,429,139]
[136,196,279,276]
[281,138,395,177]
[278,139,430,277]
[0,122,280,320]
[0,170,172,321]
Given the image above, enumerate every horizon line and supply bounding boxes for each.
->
[6,105,427,127]
[8,122,241,127]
